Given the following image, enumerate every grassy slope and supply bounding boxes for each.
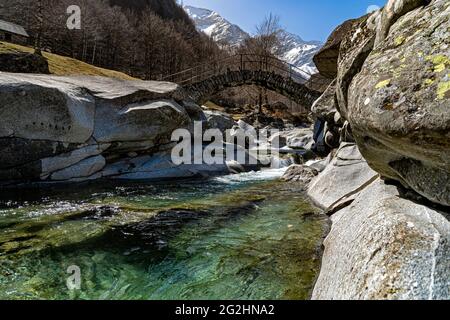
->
[0,41,137,80]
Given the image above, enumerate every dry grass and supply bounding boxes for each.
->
[0,41,137,80]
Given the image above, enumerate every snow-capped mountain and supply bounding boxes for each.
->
[184,5,322,77]
[184,6,249,48]
[277,31,322,76]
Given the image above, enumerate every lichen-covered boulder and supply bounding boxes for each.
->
[335,11,380,118]
[313,18,361,79]
[347,0,450,206]
[374,0,431,46]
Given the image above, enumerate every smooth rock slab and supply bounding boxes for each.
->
[282,165,318,183]
[313,179,450,300]
[93,99,190,143]
[41,144,110,178]
[100,153,231,181]
[308,143,378,209]
[0,74,95,144]
[50,155,106,181]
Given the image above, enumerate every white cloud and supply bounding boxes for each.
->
[366,4,381,14]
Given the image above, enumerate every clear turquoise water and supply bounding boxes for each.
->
[0,170,328,300]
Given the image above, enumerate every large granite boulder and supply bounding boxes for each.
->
[0,73,221,186]
[0,73,263,186]
[313,179,450,300]
[283,128,314,149]
[347,0,450,206]
[313,18,362,79]
[0,74,96,144]
[311,80,337,123]
[93,99,190,143]
[374,0,431,46]
[0,138,77,169]
[309,0,450,300]
[335,11,380,118]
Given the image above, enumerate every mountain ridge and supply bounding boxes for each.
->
[184,5,322,76]
[183,5,249,48]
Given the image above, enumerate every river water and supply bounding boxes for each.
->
[0,169,328,300]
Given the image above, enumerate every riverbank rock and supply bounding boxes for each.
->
[309,0,450,300]
[93,99,190,143]
[310,0,449,206]
[311,80,337,123]
[282,165,318,183]
[308,143,378,209]
[313,18,362,79]
[313,179,450,300]
[283,128,314,150]
[346,0,450,206]
[0,73,249,186]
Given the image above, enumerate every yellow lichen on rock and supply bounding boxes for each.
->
[423,79,434,87]
[426,55,449,73]
[437,81,450,100]
[376,79,391,89]
[395,36,406,46]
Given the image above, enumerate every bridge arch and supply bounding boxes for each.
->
[161,54,325,106]
[183,69,321,106]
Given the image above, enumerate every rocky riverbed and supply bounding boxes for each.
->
[0,170,328,300]
[0,0,449,301]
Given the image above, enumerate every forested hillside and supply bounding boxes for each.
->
[110,0,193,24]
[0,0,222,79]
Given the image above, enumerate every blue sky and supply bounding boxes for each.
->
[182,0,387,42]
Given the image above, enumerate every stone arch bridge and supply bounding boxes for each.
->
[161,54,325,106]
